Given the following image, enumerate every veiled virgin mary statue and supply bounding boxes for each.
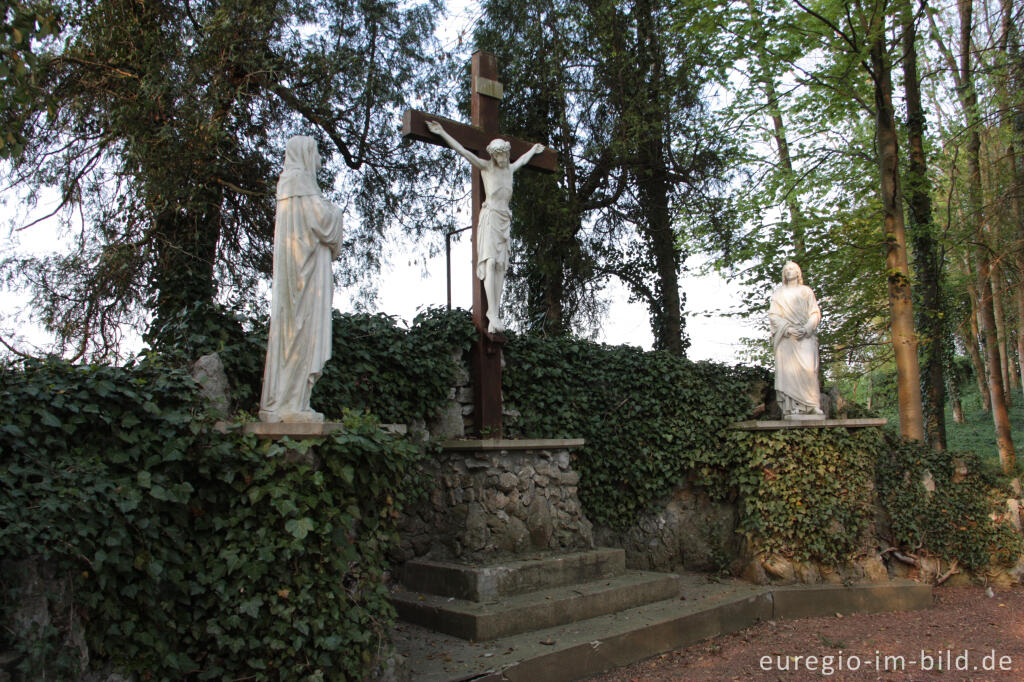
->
[769,261,824,419]
[259,136,345,423]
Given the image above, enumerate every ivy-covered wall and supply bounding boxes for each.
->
[4,307,1022,680]
[0,359,428,681]
[502,334,766,529]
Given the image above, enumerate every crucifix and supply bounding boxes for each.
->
[403,51,557,438]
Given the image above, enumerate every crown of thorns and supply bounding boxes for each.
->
[486,139,511,155]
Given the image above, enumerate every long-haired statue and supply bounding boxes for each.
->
[769,261,824,419]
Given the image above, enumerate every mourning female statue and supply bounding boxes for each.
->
[259,136,345,423]
[425,119,544,334]
[769,261,824,419]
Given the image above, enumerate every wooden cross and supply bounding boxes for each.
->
[403,51,556,438]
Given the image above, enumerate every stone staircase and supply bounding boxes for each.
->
[390,565,934,681]
[391,548,680,641]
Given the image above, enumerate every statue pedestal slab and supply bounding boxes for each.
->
[729,418,888,431]
[214,421,407,439]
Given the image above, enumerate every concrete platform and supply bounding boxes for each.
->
[392,570,680,641]
[214,421,407,438]
[729,418,888,430]
[389,575,932,681]
[401,549,626,602]
[440,438,586,451]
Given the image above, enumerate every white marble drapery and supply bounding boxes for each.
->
[769,263,823,417]
[259,136,344,423]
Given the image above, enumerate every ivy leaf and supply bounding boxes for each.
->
[39,411,61,427]
[285,517,314,540]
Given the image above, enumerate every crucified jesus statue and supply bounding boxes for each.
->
[426,119,544,334]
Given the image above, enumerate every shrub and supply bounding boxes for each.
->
[876,435,1023,572]
[502,334,762,529]
[0,358,426,680]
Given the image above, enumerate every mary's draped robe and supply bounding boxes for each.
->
[259,136,344,423]
[769,283,822,416]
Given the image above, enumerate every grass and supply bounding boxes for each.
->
[876,384,1024,477]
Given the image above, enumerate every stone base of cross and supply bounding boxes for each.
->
[403,51,556,438]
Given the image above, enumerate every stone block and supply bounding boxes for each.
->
[401,549,626,602]
[527,501,554,548]
[763,555,796,582]
[190,352,232,416]
[1007,498,1022,532]
[498,472,518,492]
[391,570,679,641]
[464,503,489,552]
[429,401,465,440]
[771,581,932,620]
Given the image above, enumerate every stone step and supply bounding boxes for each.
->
[401,548,626,602]
[391,569,679,641]
[391,576,934,681]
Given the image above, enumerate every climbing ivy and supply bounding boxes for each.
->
[4,307,1021,680]
[876,435,1023,572]
[502,333,766,529]
[724,428,881,565]
[0,358,426,680]
[311,307,477,424]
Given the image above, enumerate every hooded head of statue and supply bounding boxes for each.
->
[277,136,323,200]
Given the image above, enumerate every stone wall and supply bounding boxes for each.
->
[593,485,740,573]
[396,441,594,562]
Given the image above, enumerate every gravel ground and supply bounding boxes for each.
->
[584,585,1024,681]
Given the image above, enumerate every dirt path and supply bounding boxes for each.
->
[585,585,1024,681]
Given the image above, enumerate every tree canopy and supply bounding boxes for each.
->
[2,0,454,359]
[4,0,1024,465]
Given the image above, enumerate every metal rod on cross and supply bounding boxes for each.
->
[403,50,557,438]
[445,225,472,311]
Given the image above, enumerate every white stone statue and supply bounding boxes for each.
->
[259,136,344,423]
[425,119,544,333]
[769,261,824,419]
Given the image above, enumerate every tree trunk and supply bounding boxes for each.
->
[902,0,947,449]
[950,369,966,423]
[149,184,223,346]
[960,0,1016,472]
[870,12,925,442]
[1003,0,1024,395]
[1017,284,1024,391]
[634,0,683,355]
[639,161,683,354]
[965,281,992,411]
[991,257,1013,405]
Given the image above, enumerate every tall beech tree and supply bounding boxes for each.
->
[767,0,925,440]
[901,0,948,449]
[930,0,1016,470]
[959,0,1016,472]
[866,0,925,442]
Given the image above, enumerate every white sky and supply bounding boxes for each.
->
[359,229,759,361]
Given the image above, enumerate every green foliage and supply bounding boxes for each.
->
[0,357,426,680]
[876,435,1023,572]
[502,333,763,528]
[2,0,454,359]
[0,1,60,158]
[943,384,1024,473]
[474,0,735,347]
[310,308,477,425]
[725,428,881,565]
